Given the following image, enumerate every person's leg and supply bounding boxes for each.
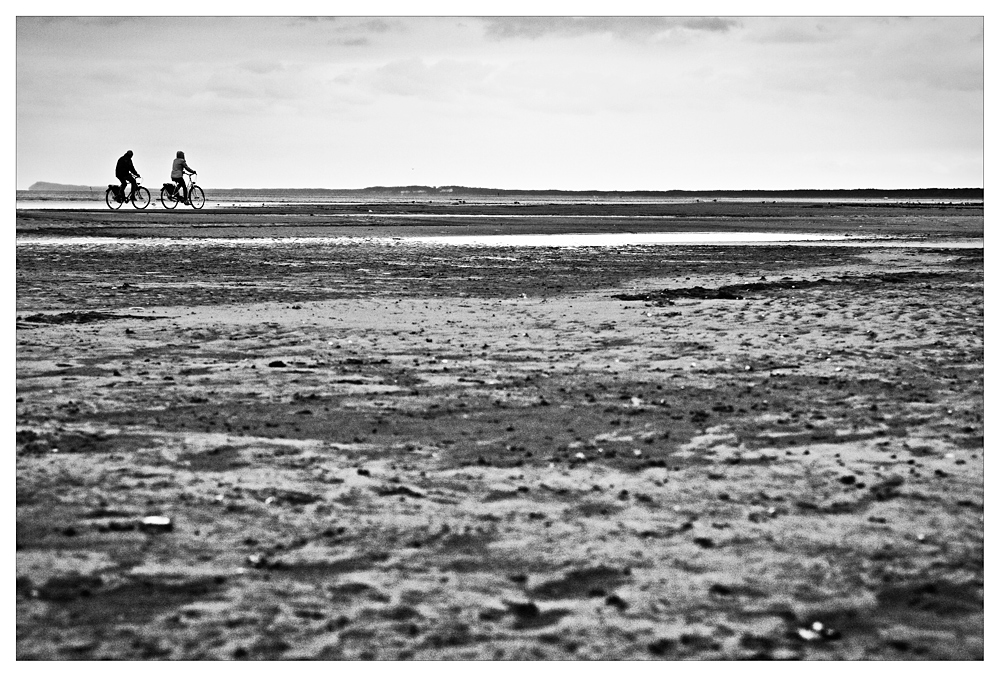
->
[175,177,187,202]
[128,176,139,198]
[117,175,128,199]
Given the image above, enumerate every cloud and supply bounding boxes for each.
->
[365,58,496,100]
[201,63,308,106]
[323,17,406,47]
[481,17,739,41]
[240,60,285,75]
[358,19,396,34]
[747,18,842,44]
[679,18,741,33]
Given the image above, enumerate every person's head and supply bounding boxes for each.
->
[176,151,185,159]
[125,150,133,158]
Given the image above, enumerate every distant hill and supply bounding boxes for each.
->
[28,181,102,192]
[353,186,985,200]
[187,185,988,199]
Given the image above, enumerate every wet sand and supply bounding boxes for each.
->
[15,202,984,659]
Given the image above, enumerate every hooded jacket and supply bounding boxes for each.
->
[171,156,193,180]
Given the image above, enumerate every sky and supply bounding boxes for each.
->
[14,11,985,191]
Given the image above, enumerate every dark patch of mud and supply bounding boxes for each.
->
[17,310,159,325]
[20,573,230,640]
[16,428,150,456]
[530,565,632,600]
[17,244,877,310]
[613,270,980,303]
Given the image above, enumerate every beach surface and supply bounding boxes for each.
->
[16,201,984,659]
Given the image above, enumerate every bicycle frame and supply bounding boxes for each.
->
[161,172,203,209]
[170,173,196,196]
[117,179,141,201]
[107,176,149,210]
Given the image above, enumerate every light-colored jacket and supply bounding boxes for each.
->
[171,157,193,180]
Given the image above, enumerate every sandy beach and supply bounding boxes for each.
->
[15,201,984,660]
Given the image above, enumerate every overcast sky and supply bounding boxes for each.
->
[15,14,984,190]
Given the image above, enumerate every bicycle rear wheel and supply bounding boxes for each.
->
[189,186,205,209]
[160,187,179,209]
[132,187,151,209]
[106,187,123,210]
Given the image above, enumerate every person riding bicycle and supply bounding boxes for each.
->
[171,151,196,204]
[115,150,140,201]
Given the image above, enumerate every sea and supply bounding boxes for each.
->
[15,188,982,212]
[15,189,983,249]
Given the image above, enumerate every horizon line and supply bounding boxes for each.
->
[21,183,985,194]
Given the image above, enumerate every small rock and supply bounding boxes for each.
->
[139,516,173,534]
[796,620,841,642]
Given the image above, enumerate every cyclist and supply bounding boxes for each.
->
[115,150,140,201]
[171,151,196,204]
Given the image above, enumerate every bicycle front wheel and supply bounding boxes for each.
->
[106,187,123,210]
[189,186,205,210]
[160,187,178,209]
[132,187,151,209]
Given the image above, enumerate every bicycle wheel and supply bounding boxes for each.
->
[132,187,151,209]
[106,187,123,210]
[189,186,205,210]
[160,187,179,209]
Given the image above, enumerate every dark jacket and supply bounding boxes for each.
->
[116,154,138,179]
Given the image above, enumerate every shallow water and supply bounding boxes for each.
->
[15,192,983,212]
[412,232,845,246]
[15,232,983,249]
[14,199,244,211]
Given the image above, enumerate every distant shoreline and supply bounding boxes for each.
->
[23,182,984,200]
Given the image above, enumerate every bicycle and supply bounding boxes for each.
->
[160,173,205,209]
[105,178,150,210]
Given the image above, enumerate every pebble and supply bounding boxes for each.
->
[139,516,173,533]
[797,621,841,642]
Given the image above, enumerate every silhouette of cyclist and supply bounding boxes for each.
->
[171,151,196,203]
[115,150,140,199]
